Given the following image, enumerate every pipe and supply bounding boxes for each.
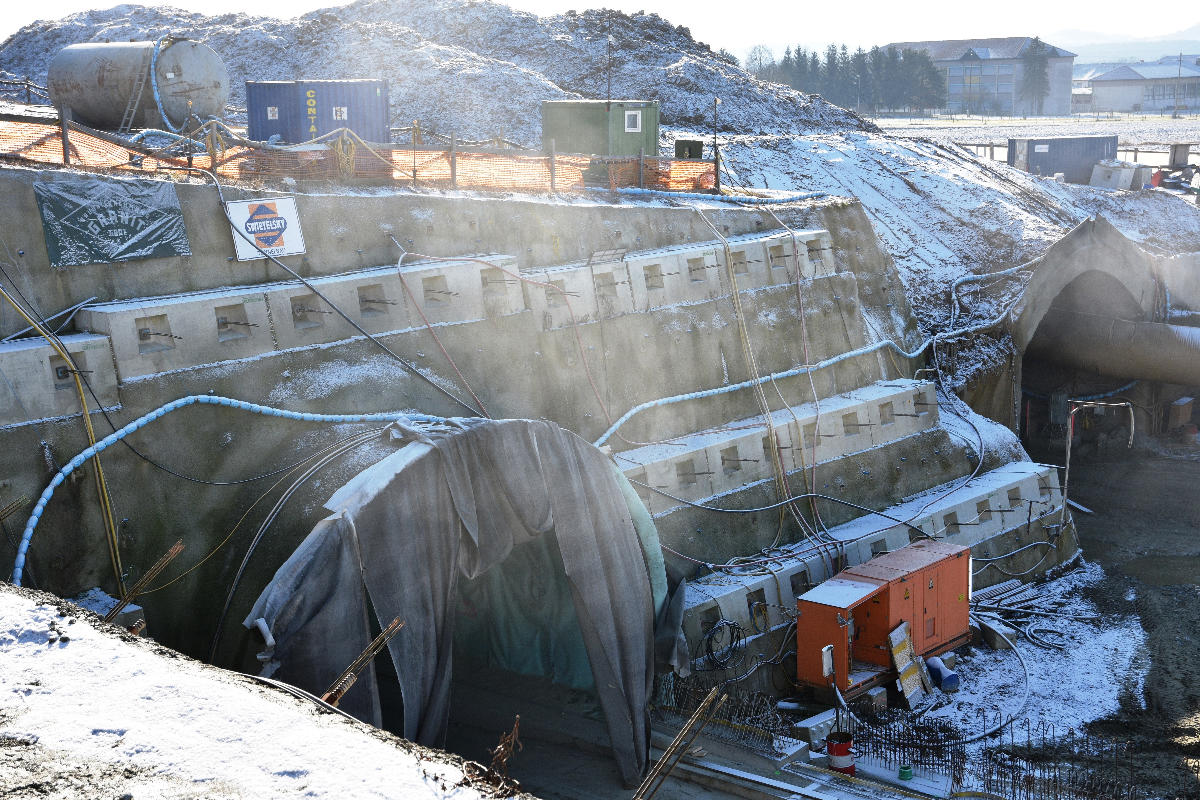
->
[1028,309,1200,385]
[949,256,1039,330]
[150,36,184,133]
[10,394,442,586]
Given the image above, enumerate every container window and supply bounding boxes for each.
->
[624,109,642,133]
[267,106,279,120]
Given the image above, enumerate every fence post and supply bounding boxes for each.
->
[24,76,31,105]
[550,138,556,192]
[58,107,71,165]
[638,147,645,189]
[449,132,457,189]
[412,119,418,188]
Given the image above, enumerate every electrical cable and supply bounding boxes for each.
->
[0,278,125,593]
[138,427,389,598]
[594,295,1018,448]
[392,256,490,418]
[150,36,185,134]
[160,165,483,417]
[1,296,97,342]
[0,267,322,495]
[208,427,384,663]
[245,674,361,724]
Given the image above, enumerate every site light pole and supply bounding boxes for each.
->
[712,96,721,194]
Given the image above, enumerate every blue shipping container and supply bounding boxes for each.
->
[246,80,390,144]
[1006,135,1117,184]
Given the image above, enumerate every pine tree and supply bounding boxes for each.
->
[1020,37,1051,115]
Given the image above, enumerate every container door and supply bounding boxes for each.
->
[918,567,940,654]
[939,553,971,648]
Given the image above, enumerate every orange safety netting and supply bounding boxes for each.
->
[0,119,717,195]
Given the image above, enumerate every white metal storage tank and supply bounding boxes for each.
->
[47,38,229,131]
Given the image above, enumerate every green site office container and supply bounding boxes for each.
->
[541,100,660,157]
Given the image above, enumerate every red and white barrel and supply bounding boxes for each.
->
[825,731,855,776]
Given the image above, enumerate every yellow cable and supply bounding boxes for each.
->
[0,287,125,593]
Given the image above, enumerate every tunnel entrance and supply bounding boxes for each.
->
[1021,269,1154,460]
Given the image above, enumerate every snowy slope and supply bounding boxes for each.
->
[718,131,1200,332]
[0,584,512,799]
[0,0,874,145]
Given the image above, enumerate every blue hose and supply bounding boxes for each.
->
[150,36,183,134]
[10,395,443,586]
[591,187,829,204]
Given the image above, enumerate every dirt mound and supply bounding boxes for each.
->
[0,0,875,145]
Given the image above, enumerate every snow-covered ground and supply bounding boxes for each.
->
[0,585,509,799]
[712,129,1200,356]
[876,114,1200,147]
[931,561,1147,741]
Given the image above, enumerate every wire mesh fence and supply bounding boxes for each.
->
[0,118,717,194]
[652,676,1147,800]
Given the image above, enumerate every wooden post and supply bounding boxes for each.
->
[24,76,31,104]
[58,107,71,165]
[638,146,645,189]
[989,143,995,160]
[412,119,418,187]
[450,132,457,189]
[549,138,556,193]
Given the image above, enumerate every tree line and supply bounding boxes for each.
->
[746,44,947,114]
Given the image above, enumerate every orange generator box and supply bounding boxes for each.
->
[795,541,971,696]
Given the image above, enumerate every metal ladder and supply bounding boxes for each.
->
[118,47,154,134]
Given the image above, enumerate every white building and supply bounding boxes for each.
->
[1085,62,1200,113]
[883,37,1075,115]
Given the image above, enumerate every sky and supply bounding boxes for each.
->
[2,0,1198,59]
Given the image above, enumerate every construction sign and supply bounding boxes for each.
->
[33,177,191,268]
[226,197,306,261]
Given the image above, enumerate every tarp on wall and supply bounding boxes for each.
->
[245,418,664,786]
[33,176,191,267]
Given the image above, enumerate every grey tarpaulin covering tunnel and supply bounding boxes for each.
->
[243,418,670,786]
